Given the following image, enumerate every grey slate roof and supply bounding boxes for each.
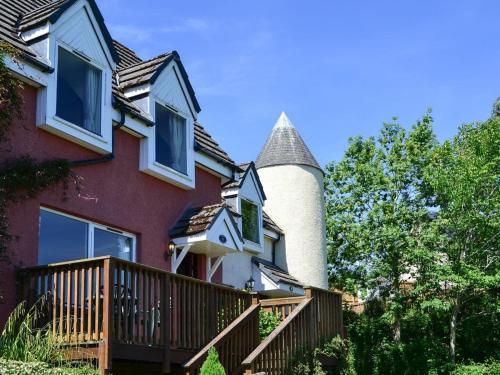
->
[252,257,303,287]
[262,211,283,234]
[0,1,235,171]
[194,123,236,168]
[255,112,321,171]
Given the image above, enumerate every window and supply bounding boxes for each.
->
[38,209,134,265]
[155,103,187,174]
[241,199,260,244]
[56,47,102,134]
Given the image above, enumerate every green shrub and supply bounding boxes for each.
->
[259,309,281,340]
[0,359,98,375]
[200,347,225,375]
[451,360,500,375]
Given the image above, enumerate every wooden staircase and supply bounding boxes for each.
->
[183,288,343,375]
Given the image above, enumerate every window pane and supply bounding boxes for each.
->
[56,47,102,134]
[38,210,88,265]
[94,228,133,261]
[155,103,187,174]
[242,200,260,243]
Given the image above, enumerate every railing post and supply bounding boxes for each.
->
[100,258,114,374]
[250,292,259,306]
[162,273,171,373]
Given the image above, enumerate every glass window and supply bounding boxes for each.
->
[94,228,132,261]
[38,209,134,265]
[56,47,102,134]
[241,199,260,243]
[38,210,88,264]
[155,103,187,174]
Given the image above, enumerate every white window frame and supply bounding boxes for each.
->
[39,207,137,262]
[139,96,195,189]
[54,44,105,136]
[36,40,114,154]
[239,197,263,251]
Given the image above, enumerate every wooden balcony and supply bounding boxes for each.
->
[18,256,252,374]
[17,257,344,374]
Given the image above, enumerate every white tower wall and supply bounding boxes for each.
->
[257,164,328,289]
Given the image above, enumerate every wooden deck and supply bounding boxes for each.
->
[18,256,252,373]
[17,256,343,374]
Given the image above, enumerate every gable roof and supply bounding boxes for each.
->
[17,0,119,64]
[256,112,321,172]
[252,257,303,287]
[117,50,201,113]
[170,203,243,242]
[222,162,266,200]
[1,1,235,172]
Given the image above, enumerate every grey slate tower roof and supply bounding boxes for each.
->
[256,112,321,171]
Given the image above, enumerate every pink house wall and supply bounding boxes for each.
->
[0,84,223,323]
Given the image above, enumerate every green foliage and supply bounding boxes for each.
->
[325,109,499,373]
[451,360,500,375]
[0,295,59,363]
[0,297,98,374]
[285,336,352,375]
[0,42,72,303]
[324,113,438,339]
[200,347,225,375]
[258,309,281,340]
[0,359,98,375]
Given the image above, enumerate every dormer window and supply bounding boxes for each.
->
[56,47,102,135]
[242,199,260,244]
[155,102,187,174]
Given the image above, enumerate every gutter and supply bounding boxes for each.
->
[70,109,126,167]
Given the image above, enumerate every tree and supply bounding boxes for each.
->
[324,114,437,341]
[200,347,225,375]
[424,110,500,364]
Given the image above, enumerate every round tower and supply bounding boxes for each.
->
[256,112,328,289]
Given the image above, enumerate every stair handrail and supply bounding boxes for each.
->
[183,302,261,375]
[241,297,314,374]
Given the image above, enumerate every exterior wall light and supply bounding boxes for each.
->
[166,242,176,257]
[245,276,255,291]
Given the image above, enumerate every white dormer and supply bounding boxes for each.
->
[222,162,266,253]
[117,53,200,189]
[20,0,118,154]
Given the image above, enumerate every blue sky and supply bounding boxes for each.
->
[97,0,499,167]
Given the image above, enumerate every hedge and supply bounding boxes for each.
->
[0,359,98,375]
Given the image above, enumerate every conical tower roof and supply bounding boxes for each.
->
[255,112,321,171]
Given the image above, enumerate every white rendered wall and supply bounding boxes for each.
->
[257,165,328,289]
[222,236,275,288]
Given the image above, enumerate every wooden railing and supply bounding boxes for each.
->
[184,301,260,375]
[18,257,251,372]
[260,296,305,321]
[241,288,343,375]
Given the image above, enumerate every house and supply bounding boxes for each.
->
[0,1,341,373]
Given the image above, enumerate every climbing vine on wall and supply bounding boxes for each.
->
[0,42,72,265]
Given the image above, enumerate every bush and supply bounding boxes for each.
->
[451,360,500,375]
[259,309,281,340]
[200,347,225,375]
[0,359,98,375]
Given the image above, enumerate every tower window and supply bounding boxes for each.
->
[242,199,260,244]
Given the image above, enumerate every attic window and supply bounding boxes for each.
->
[155,102,187,174]
[56,47,102,134]
[242,199,260,244]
